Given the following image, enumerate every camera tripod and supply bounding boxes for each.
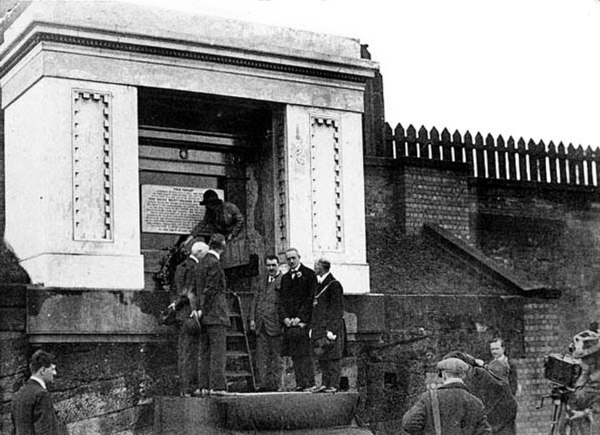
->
[538,385,592,435]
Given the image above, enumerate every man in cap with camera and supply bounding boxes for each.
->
[568,329,600,431]
[402,357,491,435]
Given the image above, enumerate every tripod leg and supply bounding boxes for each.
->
[549,400,563,435]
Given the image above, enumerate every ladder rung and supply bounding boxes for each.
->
[227,332,245,337]
[226,351,249,358]
[226,371,252,378]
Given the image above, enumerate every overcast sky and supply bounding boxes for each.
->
[121,0,600,148]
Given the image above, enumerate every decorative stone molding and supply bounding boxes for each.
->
[310,116,343,252]
[72,89,113,241]
[274,109,288,250]
[0,32,369,83]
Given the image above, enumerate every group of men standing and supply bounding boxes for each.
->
[174,242,346,395]
[249,248,345,393]
[172,190,345,394]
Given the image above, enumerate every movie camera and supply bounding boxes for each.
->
[537,353,582,434]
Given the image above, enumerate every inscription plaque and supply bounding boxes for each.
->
[141,185,223,234]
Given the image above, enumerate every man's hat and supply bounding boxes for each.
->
[437,357,470,375]
[572,330,600,358]
[200,189,220,205]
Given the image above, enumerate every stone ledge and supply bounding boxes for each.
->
[155,393,369,434]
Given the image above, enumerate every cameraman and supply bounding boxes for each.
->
[569,329,600,428]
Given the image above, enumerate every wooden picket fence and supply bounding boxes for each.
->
[384,123,600,187]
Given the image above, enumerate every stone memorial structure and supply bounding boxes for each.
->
[0,1,377,340]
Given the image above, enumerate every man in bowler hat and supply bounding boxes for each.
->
[188,189,244,242]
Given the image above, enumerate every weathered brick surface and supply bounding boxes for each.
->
[364,158,472,240]
[402,163,472,240]
[362,160,600,434]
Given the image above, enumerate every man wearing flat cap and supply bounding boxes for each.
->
[402,357,492,435]
[444,351,517,435]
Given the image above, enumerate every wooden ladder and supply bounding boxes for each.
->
[225,291,256,392]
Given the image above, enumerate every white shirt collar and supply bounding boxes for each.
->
[30,375,46,390]
[495,355,508,363]
[317,272,330,284]
[189,255,199,263]
[207,249,220,260]
[443,377,465,385]
[290,264,301,273]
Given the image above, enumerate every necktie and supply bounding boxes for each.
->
[268,276,274,283]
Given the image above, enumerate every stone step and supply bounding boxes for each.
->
[154,393,372,434]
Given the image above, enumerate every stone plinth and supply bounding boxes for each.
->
[154,393,371,434]
[26,287,171,342]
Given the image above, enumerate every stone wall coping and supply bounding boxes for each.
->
[423,223,561,299]
[1,2,378,77]
[364,156,471,173]
[469,177,600,196]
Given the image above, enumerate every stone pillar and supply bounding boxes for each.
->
[282,104,369,294]
[4,77,143,289]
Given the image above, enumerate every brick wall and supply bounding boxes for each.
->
[515,301,562,434]
[401,160,472,239]
[364,157,473,240]
[362,158,600,434]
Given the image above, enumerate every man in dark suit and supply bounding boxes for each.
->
[488,338,518,397]
[402,357,492,435]
[191,233,230,395]
[279,248,317,391]
[309,258,344,393]
[170,241,209,396]
[249,254,284,392]
[12,350,65,435]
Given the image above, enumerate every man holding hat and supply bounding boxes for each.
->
[402,357,492,435]
[170,241,209,396]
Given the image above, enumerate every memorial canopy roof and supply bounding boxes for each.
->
[0,1,378,82]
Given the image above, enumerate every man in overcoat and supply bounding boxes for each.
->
[279,248,317,391]
[190,233,230,394]
[309,258,344,393]
[402,357,492,435]
[249,254,284,391]
[188,189,244,242]
[12,350,65,435]
[171,241,209,396]
[445,351,517,435]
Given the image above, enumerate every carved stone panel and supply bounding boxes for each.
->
[273,108,288,251]
[310,116,343,252]
[72,90,113,241]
